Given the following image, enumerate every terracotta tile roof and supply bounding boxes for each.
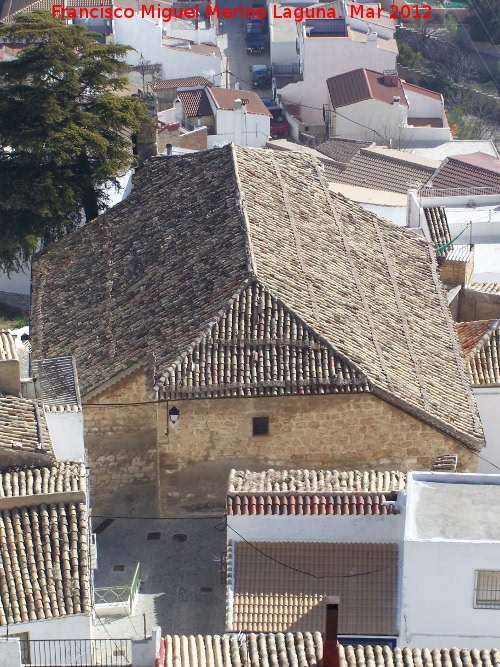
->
[228,469,406,494]
[1,0,111,20]
[459,320,500,386]
[0,331,18,361]
[0,501,90,624]
[325,149,436,194]
[423,207,451,255]
[31,146,483,448]
[456,321,495,356]
[227,541,399,634]
[453,152,500,173]
[469,283,500,295]
[429,154,500,189]
[178,88,213,117]
[160,282,370,399]
[227,492,398,515]
[327,69,407,108]
[164,636,500,667]
[315,138,372,163]
[152,77,212,91]
[0,462,87,498]
[0,462,90,625]
[0,397,55,466]
[207,87,272,116]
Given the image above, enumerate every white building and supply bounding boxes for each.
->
[325,69,451,147]
[401,471,500,648]
[277,15,398,127]
[457,321,500,475]
[171,86,272,148]
[113,12,223,84]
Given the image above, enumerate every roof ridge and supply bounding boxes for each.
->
[362,67,373,100]
[231,144,257,277]
[467,318,500,358]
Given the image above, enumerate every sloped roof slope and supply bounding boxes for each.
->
[325,149,436,193]
[0,462,90,625]
[163,636,500,667]
[327,69,407,108]
[228,540,399,634]
[458,320,500,386]
[0,396,55,466]
[315,137,372,163]
[429,154,500,189]
[31,145,483,448]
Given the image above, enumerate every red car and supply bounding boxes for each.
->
[268,105,288,138]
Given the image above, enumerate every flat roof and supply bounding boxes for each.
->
[407,474,500,542]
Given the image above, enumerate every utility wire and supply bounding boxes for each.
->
[226,523,400,579]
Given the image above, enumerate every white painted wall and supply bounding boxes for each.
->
[214,108,270,147]
[279,31,397,124]
[45,411,85,462]
[404,88,445,121]
[0,262,31,296]
[0,613,92,641]
[401,472,500,648]
[113,14,222,84]
[474,388,500,474]
[227,511,406,543]
[103,170,134,210]
[333,98,406,143]
[0,638,21,667]
[400,541,500,648]
[362,203,407,226]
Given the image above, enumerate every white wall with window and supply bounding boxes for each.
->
[400,471,500,648]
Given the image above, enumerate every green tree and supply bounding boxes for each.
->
[465,0,500,44]
[396,41,421,68]
[0,11,148,272]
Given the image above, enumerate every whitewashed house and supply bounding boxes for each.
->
[277,15,398,134]
[325,69,451,146]
[171,86,272,148]
[113,12,222,84]
[401,471,500,648]
[226,467,500,648]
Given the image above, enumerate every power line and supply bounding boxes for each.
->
[226,523,400,579]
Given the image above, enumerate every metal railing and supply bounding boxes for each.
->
[419,185,500,198]
[19,638,131,666]
[94,562,141,613]
[272,62,302,76]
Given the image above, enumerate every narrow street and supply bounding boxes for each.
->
[217,0,272,96]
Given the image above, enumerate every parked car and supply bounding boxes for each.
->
[250,65,271,88]
[246,22,265,53]
[268,105,288,138]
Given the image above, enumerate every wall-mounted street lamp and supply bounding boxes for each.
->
[169,406,180,424]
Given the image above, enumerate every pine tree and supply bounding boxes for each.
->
[0,11,149,272]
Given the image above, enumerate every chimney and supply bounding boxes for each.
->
[383,69,399,87]
[323,596,340,667]
[166,143,173,155]
[393,96,400,104]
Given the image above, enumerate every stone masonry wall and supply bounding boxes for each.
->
[83,369,158,517]
[459,288,500,322]
[157,393,476,516]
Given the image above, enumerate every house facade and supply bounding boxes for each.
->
[30,146,484,516]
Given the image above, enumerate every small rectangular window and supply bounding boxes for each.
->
[253,416,269,436]
[474,570,500,609]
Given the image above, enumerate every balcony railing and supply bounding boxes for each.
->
[19,638,131,666]
[94,562,141,614]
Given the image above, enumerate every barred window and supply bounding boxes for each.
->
[474,570,500,609]
[253,416,269,436]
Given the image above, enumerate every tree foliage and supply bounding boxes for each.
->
[0,11,148,272]
[396,41,421,68]
[465,0,500,44]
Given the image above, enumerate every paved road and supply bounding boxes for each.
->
[218,0,272,96]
